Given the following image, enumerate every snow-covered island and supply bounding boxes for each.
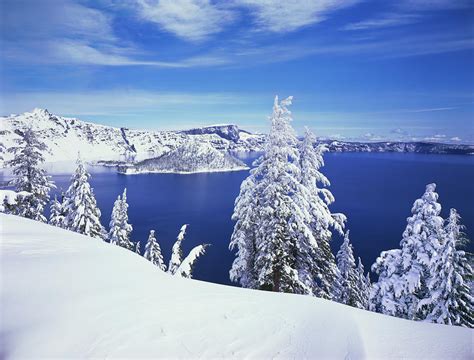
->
[118,141,249,174]
[1,213,471,359]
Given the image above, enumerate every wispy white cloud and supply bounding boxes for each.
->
[220,33,474,65]
[403,107,457,113]
[235,0,361,32]
[397,0,472,10]
[1,0,115,42]
[343,13,420,31]
[133,0,235,42]
[0,90,261,116]
[45,41,232,67]
[343,0,472,31]
[128,0,362,40]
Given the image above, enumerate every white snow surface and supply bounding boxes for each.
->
[0,214,472,359]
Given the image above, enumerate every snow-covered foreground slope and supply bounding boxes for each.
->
[1,214,472,359]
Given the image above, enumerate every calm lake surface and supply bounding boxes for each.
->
[3,152,473,286]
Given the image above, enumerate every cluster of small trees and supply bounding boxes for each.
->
[3,128,207,279]
[229,96,370,309]
[370,184,473,327]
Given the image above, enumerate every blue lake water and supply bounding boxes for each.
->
[3,152,473,286]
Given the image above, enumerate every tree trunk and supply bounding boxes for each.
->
[273,268,281,292]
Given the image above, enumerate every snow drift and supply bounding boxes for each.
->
[0,214,471,359]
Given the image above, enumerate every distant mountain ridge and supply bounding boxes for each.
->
[1,109,472,169]
[0,109,265,167]
[321,140,474,155]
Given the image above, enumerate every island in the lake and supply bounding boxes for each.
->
[118,141,249,174]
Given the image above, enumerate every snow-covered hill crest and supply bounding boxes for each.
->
[1,213,472,359]
[0,108,265,166]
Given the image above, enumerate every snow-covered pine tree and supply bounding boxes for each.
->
[230,96,314,294]
[356,257,370,310]
[108,188,133,250]
[335,231,361,307]
[175,244,209,279]
[49,195,64,227]
[398,183,444,320]
[168,224,188,275]
[135,241,141,255]
[167,224,208,278]
[369,249,404,316]
[298,127,346,299]
[144,230,166,271]
[423,209,473,327]
[6,128,55,222]
[62,157,106,240]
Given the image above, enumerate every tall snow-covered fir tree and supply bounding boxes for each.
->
[370,249,404,316]
[335,231,365,308]
[422,209,473,327]
[298,128,346,299]
[230,96,315,294]
[6,128,55,222]
[144,230,167,271]
[370,183,452,321]
[229,175,259,288]
[108,188,134,250]
[62,157,105,240]
[398,183,444,320]
[49,195,64,228]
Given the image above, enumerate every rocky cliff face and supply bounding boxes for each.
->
[180,124,242,142]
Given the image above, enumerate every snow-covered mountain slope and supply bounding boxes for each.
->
[1,214,471,359]
[120,141,248,174]
[0,108,265,166]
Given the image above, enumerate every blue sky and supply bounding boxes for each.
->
[1,0,473,142]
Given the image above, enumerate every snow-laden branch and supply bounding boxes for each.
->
[175,244,210,279]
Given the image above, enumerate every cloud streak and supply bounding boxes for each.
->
[235,0,361,33]
[0,90,263,116]
[343,0,473,31]
[343,13,420,31]
[133,0,235,42]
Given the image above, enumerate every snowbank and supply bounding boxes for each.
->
[0,214,471,359]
